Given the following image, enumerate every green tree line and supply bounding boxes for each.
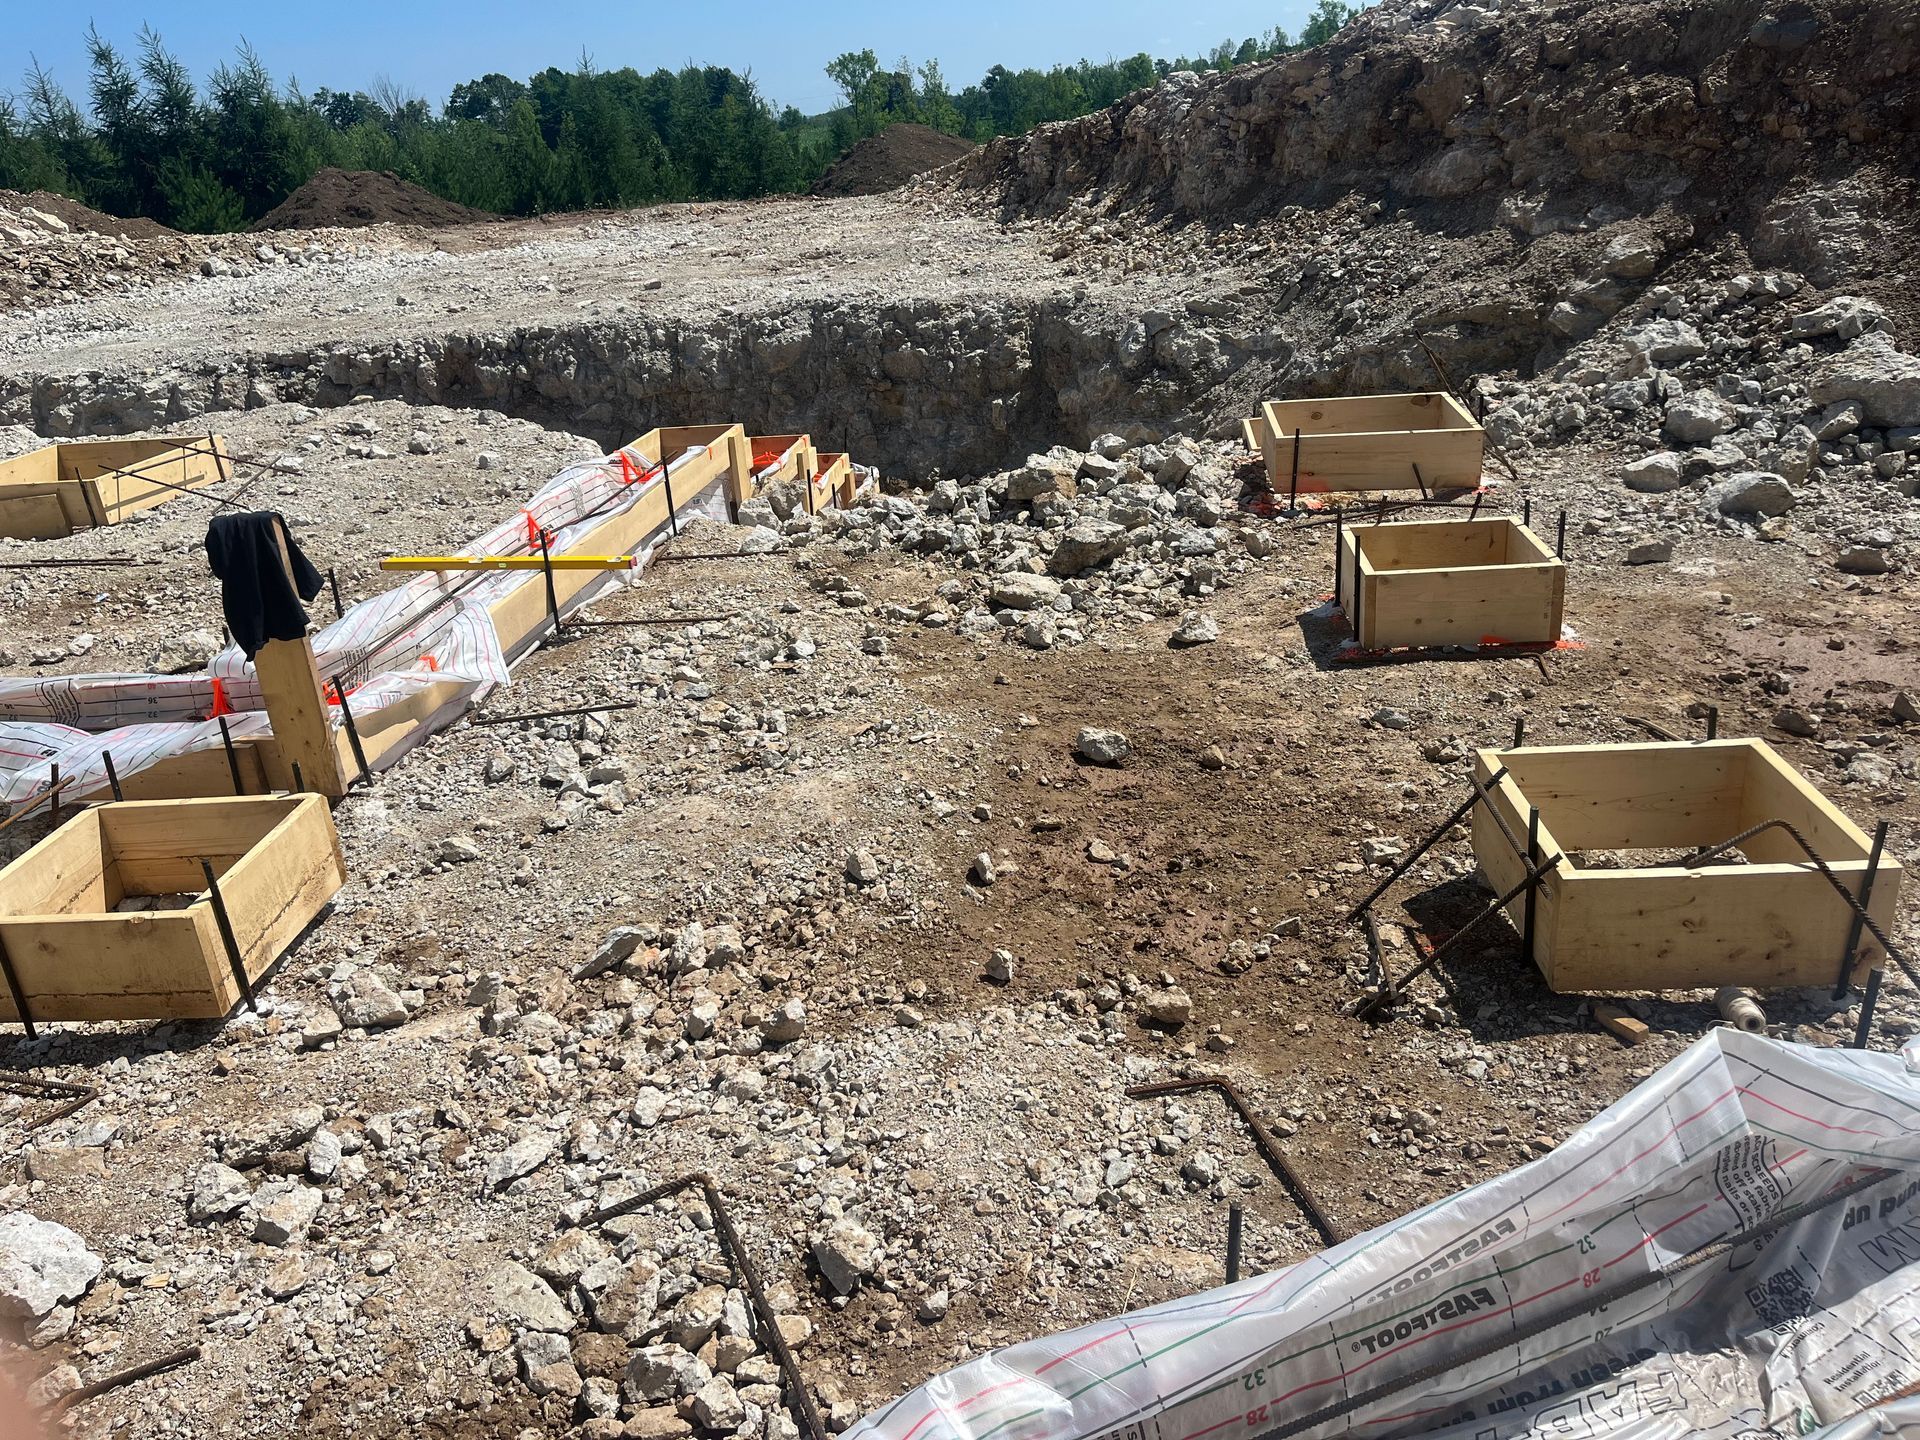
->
[821,0,1360,151]
[0,4,1362,233]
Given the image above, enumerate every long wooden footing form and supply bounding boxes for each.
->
[0,795,345,1024]
[0,436,231,539]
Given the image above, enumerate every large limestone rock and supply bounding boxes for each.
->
[0,1214,102,1321]
[1048,521,1127,577]
[811,1217,881,1295]
[1810,333,1920,427]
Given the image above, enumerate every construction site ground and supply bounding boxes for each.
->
[0,392,1912,1437]
[1,0,1918,1425]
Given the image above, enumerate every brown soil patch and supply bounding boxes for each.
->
[4,189,175,239]
[253,168,498,232]
[812,124,977,198]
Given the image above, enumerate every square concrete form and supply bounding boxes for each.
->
[0,795,345,1022]
[0,436,232,540]
[1257,392,1483,494]
[1339,517,1565,649]
[1472,740,1903,993]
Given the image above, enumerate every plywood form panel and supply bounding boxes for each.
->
[1470,743,1903,992]
[0,795,344,1022]
[1261,393,1485,493]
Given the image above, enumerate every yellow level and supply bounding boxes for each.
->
[380,554,640,572]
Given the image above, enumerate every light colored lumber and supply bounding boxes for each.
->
[1260,392,1485,493]
[640,425,749,516]
[254,638,345,798]
[1593,1002,1649,1046]
[748,435,816,490]
[0,795,344,1022]
[1481,741,1748,853]
[0,811,112,916]
[379,554,642,572]
[1472,741,1904,992]
[59,436,230,523]
[808,453,854,511]
[0,438,229,537]
[1342,518,1564,649]
[118,742,269,800]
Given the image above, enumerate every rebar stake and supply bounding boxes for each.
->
[332,675,373,787]
[199,860,258,1013]
[217,716,244,794]
[1834,819,1891,1001]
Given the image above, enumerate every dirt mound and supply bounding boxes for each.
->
[1,189,174,239]
[253,168,497,231]
[812,123,977,197]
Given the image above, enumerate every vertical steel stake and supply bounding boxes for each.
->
[1705,706,1719,741]
[1522,805,1541,964]
[1556,510,1567,559]
[1512,716,1526,749]
[199,859,258,1013]
[1834,820,1892,1001]
[1523,496,1532,529]
[1289,428,1302,511]
[664,464,679,537]
[47,764,59,828]
[1226,1202,1244,1283]
[291,761,306,795]
[538,529,560,638]
[217,716,244,795]
[1854,966,1886,1050]
[327,567,344,619]
[0,932,37,1041]
[331,675,373,787]
[102,751,124,803]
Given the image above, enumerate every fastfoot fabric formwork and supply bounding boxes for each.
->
[851,1030,1920,1440]
[0,442,733,808]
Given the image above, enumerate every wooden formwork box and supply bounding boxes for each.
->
[747,434,818,492]
[0,436,231,540]
[1472,740,1903,993]
[1258,393,1483,493]
[1339,517,1565,649]
[805,452,854,513]
[0,795,344,1021]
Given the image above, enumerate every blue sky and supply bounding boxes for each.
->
[11,1,1323,118]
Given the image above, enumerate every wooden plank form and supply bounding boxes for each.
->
[1339,517,1565,649]
[807,452,854,512]
[1471,740,1904,993]
[0,795,345,1022]
[632,424,751,517]
[0,436,230,540]
[12,419,859,805]
[1257,392,1483,493]
[747,434,817,489]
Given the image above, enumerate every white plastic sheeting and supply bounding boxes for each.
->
[850,1030,1920,1440]
[0,441,732,808]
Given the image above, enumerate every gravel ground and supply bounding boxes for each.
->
[0,397,1913,1439]
[0,0,1916,1428]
